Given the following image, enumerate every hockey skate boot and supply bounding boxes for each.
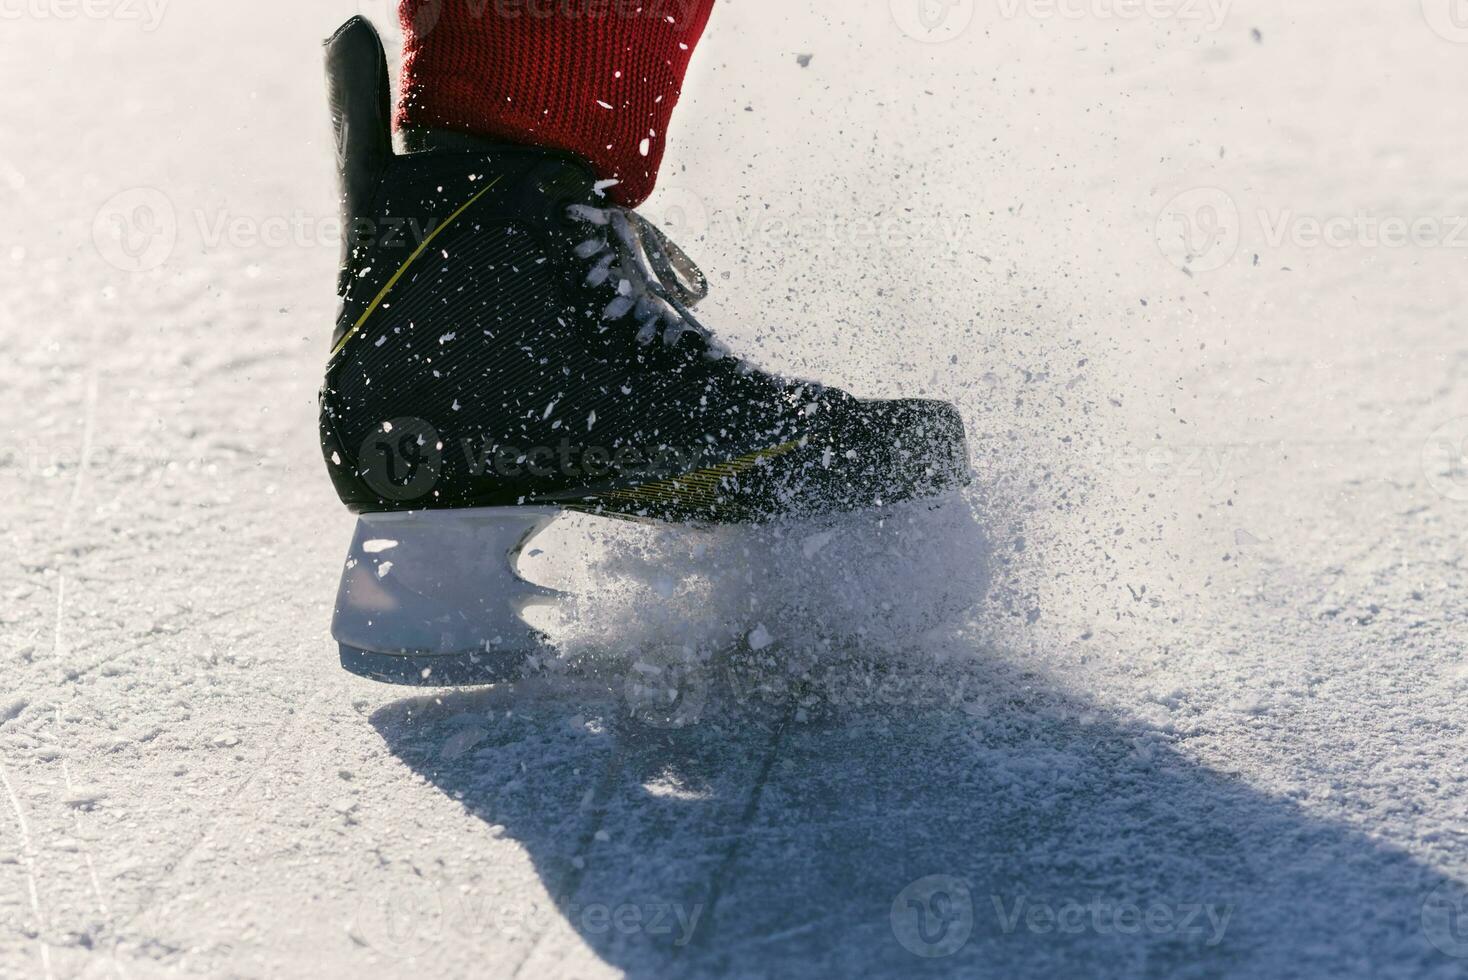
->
[320,17,971,685]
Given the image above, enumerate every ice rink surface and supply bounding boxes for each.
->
[2,0,1467,976]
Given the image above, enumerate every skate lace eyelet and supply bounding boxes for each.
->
[552,199,583,229]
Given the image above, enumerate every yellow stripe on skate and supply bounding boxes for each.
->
[604,441,801,508]
[329,177,503,360]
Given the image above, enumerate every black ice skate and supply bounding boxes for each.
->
[320,17,971,685]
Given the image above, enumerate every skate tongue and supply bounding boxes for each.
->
[325,17,393,297]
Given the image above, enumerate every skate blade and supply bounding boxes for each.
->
[332,507,563,687]
[337,643,533,687]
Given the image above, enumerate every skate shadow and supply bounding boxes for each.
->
[367,658,1463,978]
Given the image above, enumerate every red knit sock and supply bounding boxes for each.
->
[397,0,716,207]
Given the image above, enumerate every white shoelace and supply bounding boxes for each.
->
[567,204,734,361]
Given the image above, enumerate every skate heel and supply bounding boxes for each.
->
[332,507,562,686]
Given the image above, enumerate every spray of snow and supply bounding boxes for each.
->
[522,492,992,681]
